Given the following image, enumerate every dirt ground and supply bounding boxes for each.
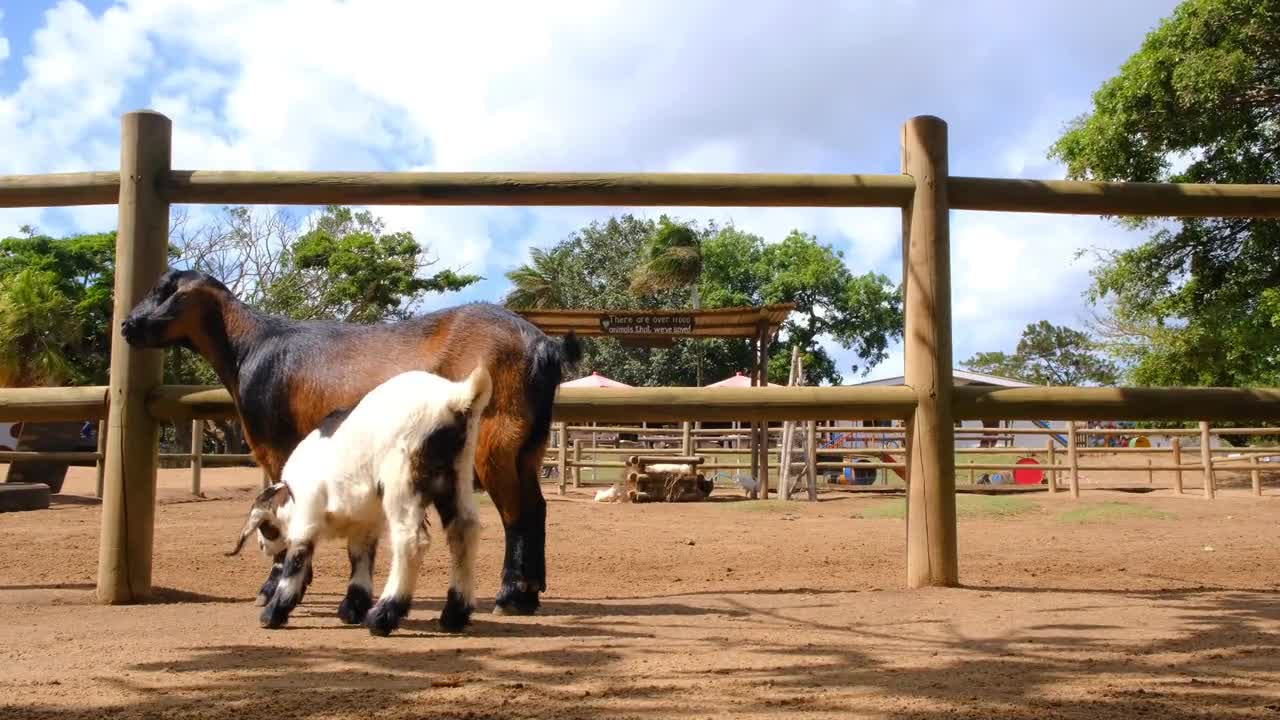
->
[1,461,1279,719]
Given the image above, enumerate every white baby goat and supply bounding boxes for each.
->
[226,366,492,636]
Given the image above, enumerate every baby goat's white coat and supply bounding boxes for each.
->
[229,366,492,636]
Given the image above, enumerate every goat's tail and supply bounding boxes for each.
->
[521,330,583,462]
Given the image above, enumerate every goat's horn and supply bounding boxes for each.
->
[225,508,267,557]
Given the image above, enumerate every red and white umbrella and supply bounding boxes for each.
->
[704,371,773,388]
[560,371,633,389]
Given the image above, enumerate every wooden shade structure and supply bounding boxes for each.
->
[519,303,795,500]
[517,303,793,341]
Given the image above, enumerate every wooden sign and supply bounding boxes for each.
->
[599,313,696,336]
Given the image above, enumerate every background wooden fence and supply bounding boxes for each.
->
[2,110,1279,604]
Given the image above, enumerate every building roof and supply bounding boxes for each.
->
[516,303,795,341]
[848,368,1035,388]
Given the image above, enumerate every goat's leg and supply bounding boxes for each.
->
[366,498,428,637]
[484,449,546,616]
[255,552,285,606]
[260,540,314,629]
[435,484,481,632]
[337,534,378,625]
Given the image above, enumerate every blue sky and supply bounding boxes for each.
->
[0,0,1183,383]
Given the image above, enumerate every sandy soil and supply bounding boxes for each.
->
[1,462,1279,719]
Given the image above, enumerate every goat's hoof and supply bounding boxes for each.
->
[337,586,373,625]
[259,604,291,629]
[366,597,410,637]
[439,589,473,632]
[493,584,540,616]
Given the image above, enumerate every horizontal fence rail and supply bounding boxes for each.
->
[0,386,109,422]
[163,171,918,208]
[8,170,1280,218]
[0,171,120,207]
[952,386,1280,421]
[5,385,1279,425]
[947,177,1280,218]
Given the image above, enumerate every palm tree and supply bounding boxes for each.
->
[503,246,570,309]
[630,218,705,383]
[0,268,83,387]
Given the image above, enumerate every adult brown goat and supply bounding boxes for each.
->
[122,269,580,619]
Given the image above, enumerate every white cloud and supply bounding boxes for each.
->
[0,0,1184,381]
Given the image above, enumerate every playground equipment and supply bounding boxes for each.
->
[1030,419,1069,447]
[623,455,713,502]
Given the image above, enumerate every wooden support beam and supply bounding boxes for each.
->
[902,115,958,588]
[97,110,171,605]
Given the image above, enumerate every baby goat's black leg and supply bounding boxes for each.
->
[338,537,377,624]
[255,553,285,606]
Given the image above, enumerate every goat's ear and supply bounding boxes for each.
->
[253,481,290,510]
[225,507,274,557]
[454,364,492,415]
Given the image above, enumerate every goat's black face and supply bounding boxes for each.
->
[121,269,221,348]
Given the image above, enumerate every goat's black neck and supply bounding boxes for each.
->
[197,295,269,401]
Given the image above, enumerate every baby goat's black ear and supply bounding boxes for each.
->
[253,482,291,509]
[226,507,275,557]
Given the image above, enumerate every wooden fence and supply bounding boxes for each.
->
[535,421,1278,497]
[2,110,1279,604]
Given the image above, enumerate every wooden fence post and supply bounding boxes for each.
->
[572,439,582,488]
[1200,421,1214,499]
[1250,455,1261,497]
[806,420,818,501]
[557,422,568,495]
[94,419,107,498]
[1067,421,1080,498]
[1046,437,1056,493]
[190,418,204,497]
[1171,437,1183,494]
[902,115,958,588]
[96,110,171,605]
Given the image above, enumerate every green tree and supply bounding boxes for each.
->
[0,268,84,387]
[502,215,903,386]
[1048,0,1280,387]
[962,320,1119,386]
[0,230,119,385]
[504,246,574,309]
[630,217,706,383]
[257,205,481,323]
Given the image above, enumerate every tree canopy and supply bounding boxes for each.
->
[1049,0,1280,387]
[961,320,1119,386]
[503,214,902,386]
